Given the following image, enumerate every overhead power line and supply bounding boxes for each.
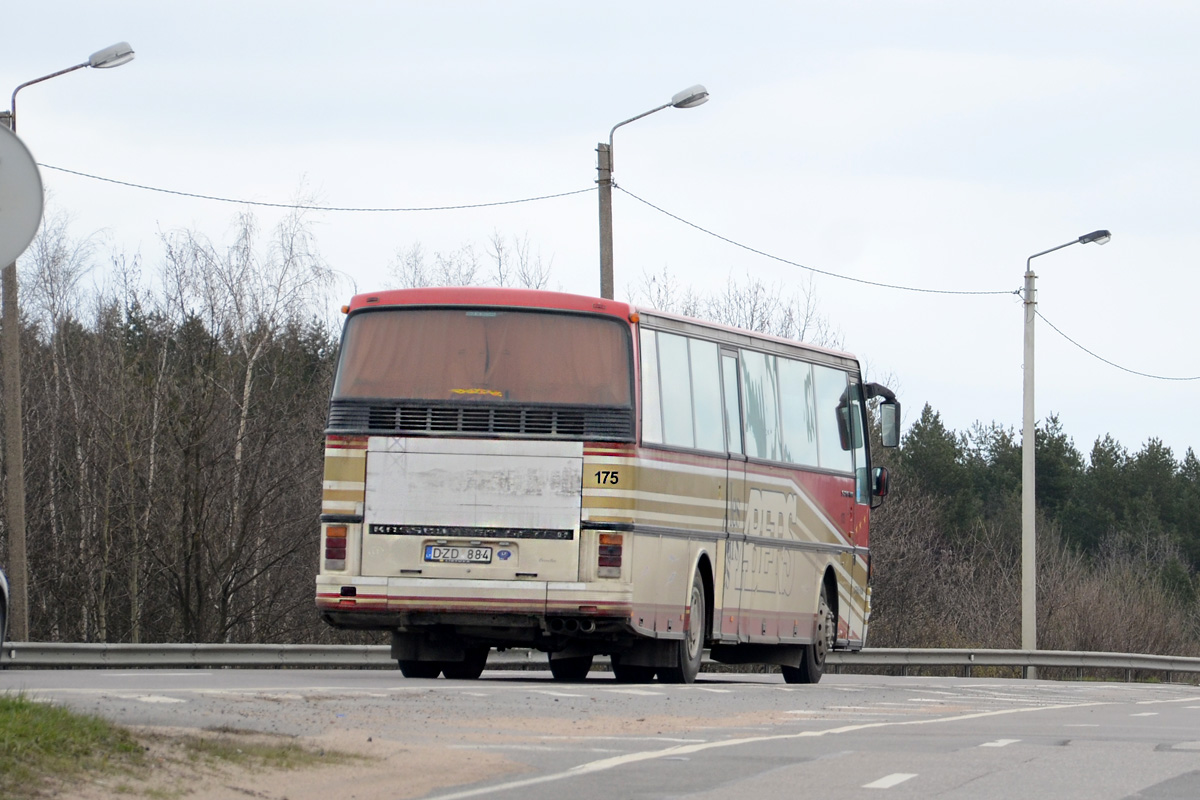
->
[615,184,1013,297]
[38,163,595,211]
[39,161,1200,381]
[1036,311,1200,381]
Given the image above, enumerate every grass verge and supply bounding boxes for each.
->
[0,693,144,798]
[1,694,360,799]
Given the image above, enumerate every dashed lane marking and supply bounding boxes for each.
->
[979,739,1021,747]
[863,773,918,789]
[426,700,1112,799]
[1131,712,1159,717]
[132,695,187,704]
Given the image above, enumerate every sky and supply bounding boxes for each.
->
[5,1,1199,463]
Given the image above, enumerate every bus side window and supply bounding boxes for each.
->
[812,365,853,473]
[721,352,743,454]
[691,339,724,452]
[741,350,781,461]
[640,328,663,444]
[658,332,695,448]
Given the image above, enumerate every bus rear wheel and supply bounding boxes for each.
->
[782,585,833,685]
[548,655,594,681]
[398,660,442,679]
[441,647,489,680]
[659,570,705,684]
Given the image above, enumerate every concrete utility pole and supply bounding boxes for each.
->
[2,42,134,641]
[596,84,708,300]
[1021,228,1111,679]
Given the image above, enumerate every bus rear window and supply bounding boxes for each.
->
[333,308,633,406]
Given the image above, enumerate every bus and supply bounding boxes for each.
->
[316,287,899,683]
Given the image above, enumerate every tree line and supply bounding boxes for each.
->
[1,212,1196,658]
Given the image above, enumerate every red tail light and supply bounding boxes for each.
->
[325,525,348,570]
[598,532,623,578]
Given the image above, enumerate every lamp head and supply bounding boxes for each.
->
[89,42,135,69]
[670,84,709,109]
[1078,229,1112,246]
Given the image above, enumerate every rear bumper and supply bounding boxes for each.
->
[316,575,633,626]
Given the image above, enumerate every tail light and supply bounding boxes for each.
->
[598,532,623,578]
[325,525,348,570]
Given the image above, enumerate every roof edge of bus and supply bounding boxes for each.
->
[635,307,859,362]
[346,287,635,319]
[345,287,857,362]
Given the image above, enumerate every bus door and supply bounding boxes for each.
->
[719,350,747,641]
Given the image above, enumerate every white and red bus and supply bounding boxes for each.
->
[316,287,898,683]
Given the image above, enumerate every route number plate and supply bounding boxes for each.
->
[424,545,492,564]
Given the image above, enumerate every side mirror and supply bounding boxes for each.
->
[880,401,900,447]
[872,466,889,498]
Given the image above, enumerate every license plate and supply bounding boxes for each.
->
[424,545,492,564]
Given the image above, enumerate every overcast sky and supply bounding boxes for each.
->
[7,1,1199,462]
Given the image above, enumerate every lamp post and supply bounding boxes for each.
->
[597,84,708,300]
[1021,228,1111,678]
[2,42,134,643]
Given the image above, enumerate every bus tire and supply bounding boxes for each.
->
[610,654,656,683]
[441,647,489,680]
[781,585,833,685]
[659,570,705,684]
[398,660,443,679]
[548,655,594,681]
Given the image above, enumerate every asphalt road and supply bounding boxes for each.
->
[3,668,1199,799]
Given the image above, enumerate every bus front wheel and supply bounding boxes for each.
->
[782,585,833,685]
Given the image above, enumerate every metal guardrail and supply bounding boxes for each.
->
[3,643,1199,681]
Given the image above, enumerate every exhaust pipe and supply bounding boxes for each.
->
[549,618,565,633]
[564,619,580,633]
[580,620,597,634]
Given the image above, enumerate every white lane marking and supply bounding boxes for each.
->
[1131,712,1159,717]
[134,695,187,704]
[979,739,1020,748]
[604,689,662,696]
[907,698,945,703]
[427,700,1113,800]
[863,773,918,789]
[532,691,585,698]
[462,692,490,697]
[1188,706,1200,710]
[696,688,733,694]
[1137,696,1200,705]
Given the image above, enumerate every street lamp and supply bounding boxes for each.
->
[2,42,135,643]
[596,84,709,300]
[1021,228,1111,678]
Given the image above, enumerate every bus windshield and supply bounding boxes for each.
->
[332,307,633,406]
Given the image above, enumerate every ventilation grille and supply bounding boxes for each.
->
[328,400,634,441]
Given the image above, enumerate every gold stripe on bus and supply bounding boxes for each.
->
[323,456,366,484]
[322,489,365,502]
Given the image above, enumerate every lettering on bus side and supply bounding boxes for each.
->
[724,539,795,596]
